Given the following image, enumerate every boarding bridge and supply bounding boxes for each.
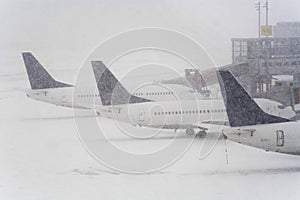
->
[160,69,213,97]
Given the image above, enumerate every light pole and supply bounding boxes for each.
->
[255,2,261,38]
[264,1,269,26]
[263,1,269,37]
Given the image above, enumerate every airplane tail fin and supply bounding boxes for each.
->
[91,61,152,105]
[217,70,290,127]
[22,52,73,90]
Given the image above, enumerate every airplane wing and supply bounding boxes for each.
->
[192,120,230,132]
[201,120,230,126]
[191,123,209,131]
[74,103,93,109]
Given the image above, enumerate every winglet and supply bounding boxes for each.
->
[91,61,152,105]
[217,70,290,127]
[22,52,73,89]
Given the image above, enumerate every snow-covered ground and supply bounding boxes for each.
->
[1,71,300,200]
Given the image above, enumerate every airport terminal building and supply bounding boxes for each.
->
[229,22,300,107]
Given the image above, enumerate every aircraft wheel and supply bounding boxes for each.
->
[196,131,207,138]
[186,128,195,136]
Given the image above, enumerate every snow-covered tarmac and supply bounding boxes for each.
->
[1,73,300,200]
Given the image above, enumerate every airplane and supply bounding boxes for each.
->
[218,70,300,155]
[21,52,85,108]
[21,52,207,109]
[91,61,295,137]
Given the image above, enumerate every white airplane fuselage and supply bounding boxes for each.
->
[25,87,82,108]
[223,121,300,155]
[25,84,295,119]
[25,84,203,109]
[95,98,294,130]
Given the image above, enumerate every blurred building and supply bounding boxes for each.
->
[230,25,300,106]
[160,21,300,107]
[273,22,300,38]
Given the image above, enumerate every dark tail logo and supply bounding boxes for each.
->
[217,70,290,127]
[91,61,152,105]
[22,52,73,89]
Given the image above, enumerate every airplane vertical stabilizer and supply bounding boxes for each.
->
[217,70,290,127]
[91,61,152,105]
[22,52,72,89]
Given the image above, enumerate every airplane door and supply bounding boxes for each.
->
[276,130,284,147]
[138,110,145,122]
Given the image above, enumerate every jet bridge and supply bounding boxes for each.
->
[160,68,220,97]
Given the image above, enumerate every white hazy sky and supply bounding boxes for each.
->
[1,0,300,73]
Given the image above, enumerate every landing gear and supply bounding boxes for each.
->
[185,127,207,138]
[196,130,207,138]
[185,128,195,136]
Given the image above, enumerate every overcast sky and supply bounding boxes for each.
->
[1,0,300,73]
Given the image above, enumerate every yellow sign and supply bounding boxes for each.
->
[261,25,272,36]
